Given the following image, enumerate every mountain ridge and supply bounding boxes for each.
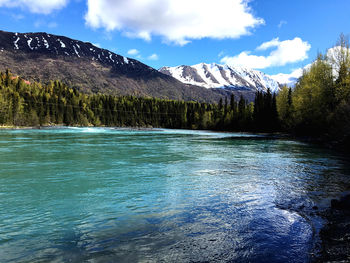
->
[0,30,257,102]
[159,63,281,93]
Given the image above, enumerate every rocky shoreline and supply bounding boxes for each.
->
[314,194,350,262]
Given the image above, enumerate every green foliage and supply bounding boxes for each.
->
[276,86,294,130]
[276,34,350,148]
[291,55,334,134]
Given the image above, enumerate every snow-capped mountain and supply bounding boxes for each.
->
[0,30,234,103]
[2,31,142,70]
[159,63,281,93]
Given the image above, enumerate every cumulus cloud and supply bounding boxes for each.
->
[127,49,140,56]
[270,68,304,85]
[221,37,311,69]
[221,51,271,69]
[326,46,350,67]
[148,53,159,60]
[272,45,350,85]
[256,38,280,51]
[84,0,264,45]
[0,0,68,14]
[270,64,312,85]
[326,46,350,77]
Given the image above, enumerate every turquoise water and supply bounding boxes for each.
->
[0,128,349,262]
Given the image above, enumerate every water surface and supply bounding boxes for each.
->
[0,128,349,262]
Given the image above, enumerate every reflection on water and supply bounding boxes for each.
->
[0,128,349,263]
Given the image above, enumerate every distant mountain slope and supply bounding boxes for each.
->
[0,30,236,103]
[160,63,281,93]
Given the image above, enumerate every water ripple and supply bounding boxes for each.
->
[0,128,349,262]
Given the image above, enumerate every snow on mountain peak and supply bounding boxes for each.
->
[159,63,281,93]
[3,31,136,68]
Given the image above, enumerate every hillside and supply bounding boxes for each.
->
[0,30,240,103]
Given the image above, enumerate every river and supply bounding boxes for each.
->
[0,128,349,262]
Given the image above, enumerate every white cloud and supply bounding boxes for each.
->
[272,46,350,85]
[84,0,264,45]
[127,49,140,56]
[326,46,350,77]
[270,68,304,85]
[222,51,271,69]
[270,64,312,85]
[221,37,311,69]
[256,37,280,51]
[326,46,350,67]
[148,53,159,60]
[0,0,68,14]
[271,45,350,86]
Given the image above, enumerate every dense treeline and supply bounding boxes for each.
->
[276,34,350,147]
[0,69,277,131]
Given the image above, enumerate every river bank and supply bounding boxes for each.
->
[313,194,350,262]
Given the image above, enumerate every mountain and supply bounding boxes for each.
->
[0,30,236,103]
[159,63,281,93]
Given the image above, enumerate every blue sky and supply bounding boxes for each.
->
[0,0,349,82]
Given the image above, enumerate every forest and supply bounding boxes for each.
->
[0,35,349,148]
[0,69,278,132]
